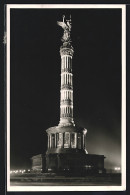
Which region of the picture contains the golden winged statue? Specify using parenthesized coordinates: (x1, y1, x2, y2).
(57, 15, 72, 43)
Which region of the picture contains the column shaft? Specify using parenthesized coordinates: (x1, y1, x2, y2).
(50, 134, 51, 148)
(59, 46, 74, 126)
(55, 134, 57, 148)
(48, 135, 49, 148)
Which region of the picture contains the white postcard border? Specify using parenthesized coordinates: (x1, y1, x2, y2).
(6, 4, 126, 191)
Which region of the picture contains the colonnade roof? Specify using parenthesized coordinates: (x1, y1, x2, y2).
(46, 125, 86, 134)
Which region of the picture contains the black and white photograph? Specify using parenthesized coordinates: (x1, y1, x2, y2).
(6, 4, 126, 191)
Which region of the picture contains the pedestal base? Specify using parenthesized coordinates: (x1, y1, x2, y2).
(45, 153, 105, 175)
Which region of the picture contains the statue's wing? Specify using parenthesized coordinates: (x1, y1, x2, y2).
(57, 21, 66, 29)
(67, 22, 71, 31)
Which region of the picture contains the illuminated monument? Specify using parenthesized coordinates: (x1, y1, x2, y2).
(44, 16, 105, 175)
(31, 16, 105, 175)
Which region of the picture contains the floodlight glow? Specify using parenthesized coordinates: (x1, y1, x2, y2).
(114, 167, 121, 171)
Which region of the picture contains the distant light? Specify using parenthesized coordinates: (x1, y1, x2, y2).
(85, 165, 91, 168)
(28, 169, 30, 172)
(114, 167, 120, 171)
(19, 170, 21, 172)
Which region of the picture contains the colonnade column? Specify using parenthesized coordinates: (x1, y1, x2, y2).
(82, 134, 85, 149)
(55, 134, 57, 148)
(48, 135, 50, 149)
(83, 129, 88, 154)
(49, 135, 51, 148)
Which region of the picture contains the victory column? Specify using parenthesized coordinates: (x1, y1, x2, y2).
(45, 16, 88, 173)
(31, 15, 105, 175)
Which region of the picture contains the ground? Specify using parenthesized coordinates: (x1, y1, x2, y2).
(10, 173, 121, 186)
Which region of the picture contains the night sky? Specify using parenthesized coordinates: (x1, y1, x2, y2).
(10, 8, 121, 170)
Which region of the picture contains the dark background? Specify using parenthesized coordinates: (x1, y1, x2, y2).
(10, 8, 121, 170)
